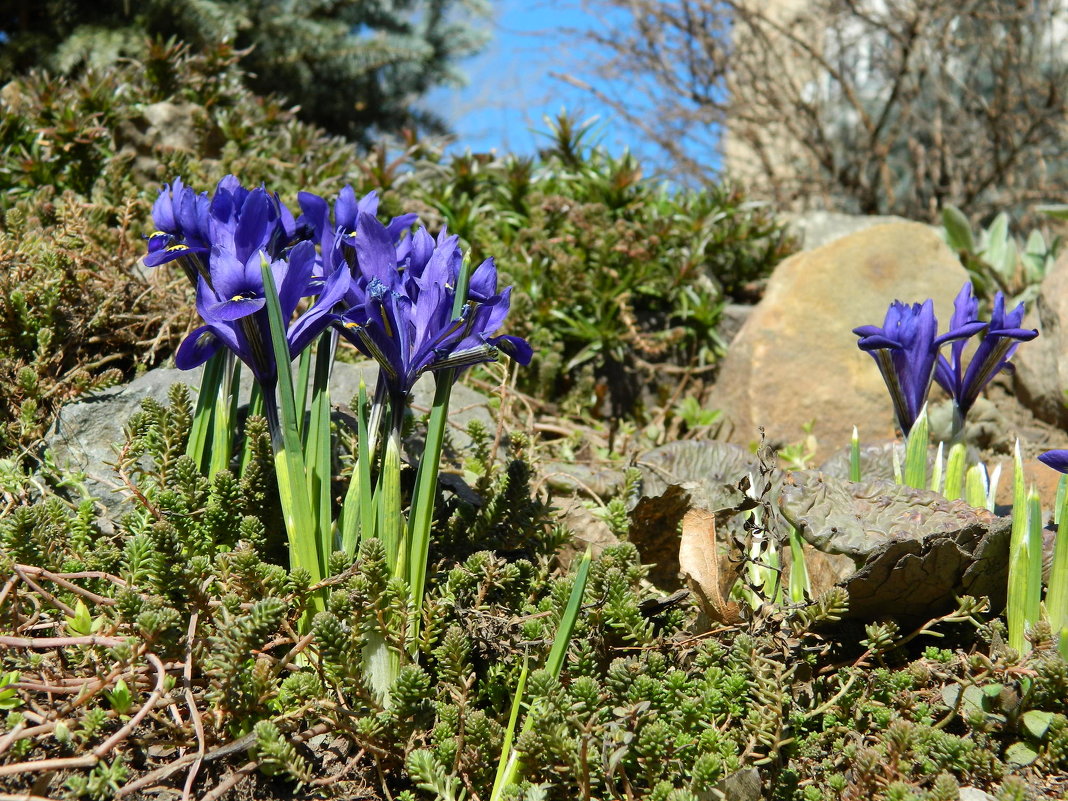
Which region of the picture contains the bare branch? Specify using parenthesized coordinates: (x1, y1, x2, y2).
(572, 0, 1068, 222)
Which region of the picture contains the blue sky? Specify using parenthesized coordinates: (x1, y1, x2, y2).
(426, 1, 666, 164)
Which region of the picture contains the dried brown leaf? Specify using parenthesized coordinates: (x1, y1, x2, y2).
(679, 507, 743, 626)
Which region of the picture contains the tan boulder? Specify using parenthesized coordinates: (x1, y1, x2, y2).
(1012, 250, 1068, 430)
(709, 221, 971, 458)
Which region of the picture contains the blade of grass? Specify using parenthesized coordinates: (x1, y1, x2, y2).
(407, 257, 473, 642)
(357, 383, 375, 546)
(788, 524, 810, 603)
(929, 441, 944, 494)
(260, 257, 324, 613)
(187, 350, 225, 472)
(380, 424, 404, 577)
(964, 463, 990, 510)
(763, 540, 781, 604)
(490, 655, 529, 798)
(306, 331, 336, 572)
(849, 426, 861, 482)
(986, 464, 1002, 512)
(1056, 474, 1068, 526)
(208, 351, 237, 477)
(1049, 487, 1068, 659)
(295, 345, 313, 442)
(1006, 441, 1029, 653)
(491, 547, 592, 801)
(1025, 487, 1044, 641)
(341, 381, 375, 557)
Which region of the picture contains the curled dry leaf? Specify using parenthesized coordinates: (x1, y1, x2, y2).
(679, 507, 744, 627)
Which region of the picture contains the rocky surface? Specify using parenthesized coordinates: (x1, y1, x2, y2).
(1013, 250, 1068, 429)
(708, 222, 974, 459)
(783, 210, 911, 250)
(44, 362, 494, 511)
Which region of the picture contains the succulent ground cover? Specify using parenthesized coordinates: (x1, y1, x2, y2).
(2, 389, 1068, 800)
(2, 48, 1068, 801)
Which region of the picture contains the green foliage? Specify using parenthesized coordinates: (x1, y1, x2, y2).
(0, 671, 21, 711)
(0, 50, 790, 456)
(0, 1, 488, 143)
(254, 719, 311, 784)
(0, 192, 141, 454)
(941, 204, 1061, 307)
(419, 114, 793, 417)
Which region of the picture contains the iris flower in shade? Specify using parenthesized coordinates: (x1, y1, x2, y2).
(854, 298, 986, 436)
(144, 178, 212, 285)
(1039, 450, 1068, 473)
(174, 188, 350, 397)
(334, 215, 532, 414)
(934, 284, 1038, 419)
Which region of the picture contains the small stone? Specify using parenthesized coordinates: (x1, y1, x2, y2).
(43, 362, 494, 512)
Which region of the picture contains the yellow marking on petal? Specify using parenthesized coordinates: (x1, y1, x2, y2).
(149, 231, 169, 238)
(165, 244, 189, 252)
(231, 295, 245, 302)
(343, 322, 361, 329)
(379, 305, 393, 338)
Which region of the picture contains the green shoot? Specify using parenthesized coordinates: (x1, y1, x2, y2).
(903, 405, 928, 490)
(849, 425, 861, 482)
(944, 442, 967, 501)
(1006, 441, 1030, 653)
(491, 547, 593, 801)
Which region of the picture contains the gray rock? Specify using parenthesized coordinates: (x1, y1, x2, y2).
(708, 222, 972, 459)
(44, 362, 494, 510)
(710, 767, 762, 801)
(1013, 250, 1068, 429)
(140, 101, 202, 153)
(958, 788, 996, 801)
(779, 470, 996, 562)
(45, 367, 200, 508)
(783, 210, 911, 250)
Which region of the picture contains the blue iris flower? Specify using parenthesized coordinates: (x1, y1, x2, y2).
(1039, 450, 1068, 473)
(854, 297, 985, 435)
(152, 177, 530, 440)
(145, 175, 306, 287)
(296, 186, 418, 278)
(934, 283, 1038, 419)
(144, 177, 212, 285)
(174, 186, 349, 393)
(334, 213, 532, 411)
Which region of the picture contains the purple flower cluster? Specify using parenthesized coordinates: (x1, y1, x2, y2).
(854, 283, 1036, 436)
(145, 176, 532, 400)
